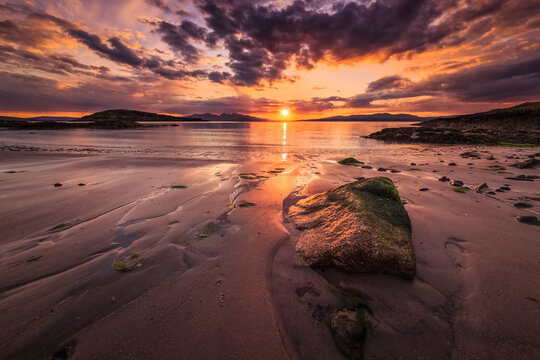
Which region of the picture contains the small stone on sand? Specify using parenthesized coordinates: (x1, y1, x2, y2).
(514, 202, 533, 209)
(474, 183, 489, 193)
(516, 215, 539, 225)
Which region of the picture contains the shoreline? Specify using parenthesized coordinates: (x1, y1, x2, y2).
(0, 144, 539, 359)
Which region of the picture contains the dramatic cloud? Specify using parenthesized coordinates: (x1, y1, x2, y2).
(66, 28, 208, 80)
(145, 0, 172, 13)
(0, 71, 138, 112)
(0, 4, 209, 82)
(162, 95, 280, 115)
(0, 0, 538, 116)
(420, 56, 540, 102)
(144, 19, 212, 63)
(208, 71, 231, 83)
(145, 0, 193, 16)
(0, 70, 278, 115)
(366, 76, 413, 93)
(68, 29, 144, 67)
(192, 0, 540, 85)
(366, 55, 540, 104)
(290, 55, 540, 112)
(0, 44, 111, 77)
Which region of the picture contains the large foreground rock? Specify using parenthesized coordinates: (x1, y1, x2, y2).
(289, 177, 416, 280)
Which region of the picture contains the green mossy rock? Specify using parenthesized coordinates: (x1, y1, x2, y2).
(338, 157, 363, 166)
(289, 177, 416, 280)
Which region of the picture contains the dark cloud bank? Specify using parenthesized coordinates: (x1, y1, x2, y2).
(181, 0, 539, 86)
(305, 55, 540, 112)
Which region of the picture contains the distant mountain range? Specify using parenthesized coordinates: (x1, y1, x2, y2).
(182, 112, 268, 121)
(183, 112, 434, 122)
(79, 110, 268, 122)
(0, 115, 77, 122)
(0, 110, 432, 123)
(1, 102, 538, 128)
(299, 113, 434, 122)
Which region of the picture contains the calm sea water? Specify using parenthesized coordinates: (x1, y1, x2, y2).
(0, 121, 414, 161)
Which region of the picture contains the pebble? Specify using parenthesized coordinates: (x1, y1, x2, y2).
(516, 215, 538, 224)
(514, 202, 533, 209)
(474, 183, 489, 193)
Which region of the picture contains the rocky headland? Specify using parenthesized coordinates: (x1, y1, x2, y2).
(0, 109, 201, 130)
(368, 102, 540, 145)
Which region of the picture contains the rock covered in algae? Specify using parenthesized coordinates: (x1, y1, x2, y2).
(289, 177, 416, 280)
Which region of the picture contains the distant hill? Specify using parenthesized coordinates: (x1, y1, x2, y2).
(4, 102, 538, 132)
(183, 113, 267, 121)
(302, 113, 433, 122)
(419, 101, 540, 131)
(183, 112, 432, 122)
(0, 110, 440, 124)
(30, 116, 77, 121)
(0, 110, 151, 130)
(80, 109, 200, 122)
(0, 115, 77, 122)
(0, 116, 23, 122)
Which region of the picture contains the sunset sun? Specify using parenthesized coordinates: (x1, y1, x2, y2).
(280, 109, 290, 117)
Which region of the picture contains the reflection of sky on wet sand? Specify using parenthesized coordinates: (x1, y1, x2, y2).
(0, 121, 415, 162)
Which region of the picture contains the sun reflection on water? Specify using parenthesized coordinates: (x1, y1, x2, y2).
(281, 122, 287, 161)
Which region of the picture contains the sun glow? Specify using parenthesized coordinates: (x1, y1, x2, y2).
(280, 108, 290, 117)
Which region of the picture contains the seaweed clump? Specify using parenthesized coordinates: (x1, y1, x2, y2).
(338, 157, 363, 166)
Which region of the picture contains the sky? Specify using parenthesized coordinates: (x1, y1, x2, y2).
(0, 0, 539, 120)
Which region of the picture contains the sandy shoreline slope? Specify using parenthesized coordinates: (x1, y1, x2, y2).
(0, 145, 539, 359)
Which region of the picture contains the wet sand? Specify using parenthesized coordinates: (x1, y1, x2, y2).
(0, 144, 539, 359)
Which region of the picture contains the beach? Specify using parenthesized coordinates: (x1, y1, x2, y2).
(0, 123, 539, 359)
